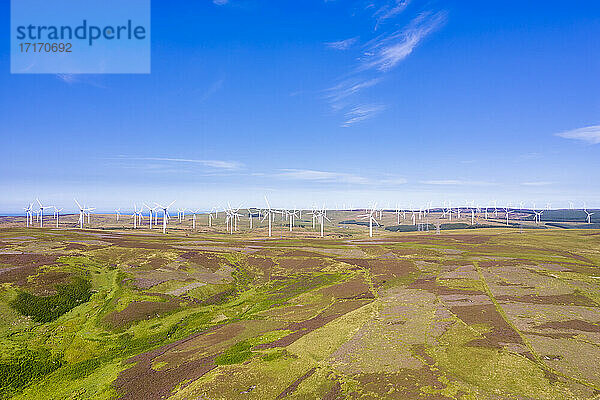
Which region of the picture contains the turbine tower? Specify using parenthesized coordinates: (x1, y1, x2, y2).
(36, 198, 50, 228)
(23, 203, 33, 227)
(359, 205, 380, 238)
(115, 208, 121, 222)
(54, 207, 63, 228)
(155, 201, 176, 234)
(261, 197, 281, 237)
(74, 199, 86, 229)
(533, 210, 543, 224)
(584, 209, 594, 224)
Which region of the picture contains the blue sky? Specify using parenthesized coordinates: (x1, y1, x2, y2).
(1, 0, 599, 212)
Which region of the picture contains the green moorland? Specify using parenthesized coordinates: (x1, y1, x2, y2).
(0, 226, 599, 399)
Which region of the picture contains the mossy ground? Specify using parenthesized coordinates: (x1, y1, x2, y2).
(0, 226, 598, 399)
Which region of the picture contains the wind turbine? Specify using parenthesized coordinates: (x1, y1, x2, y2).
(359, 205, 380, 238)
(54, 207, 63, 228)
(533, 210, 543, 224)
(285, 209, 300, 232)
(155, 201, 175, 234)
(248, 209, 255, 229)
(190, 209, 202, 230)
(23, 203, 33, 227)
(312, 205, 330, 237)
(584, 209, 594, 224)
(505, 207, 512, 226)
(208, 208, 216, 228)
(74, 199, 86, 229)
(132, 204, 143, 229)
(115, 208, 121, 222)
(84, 206, 95, 225)
(144, 204, 156, 229)
(36, 198, 50, 228)
(261, 197, 281, 237)
(225, 204, 242, 234)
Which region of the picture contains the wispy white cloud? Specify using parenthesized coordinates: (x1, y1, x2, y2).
(555, 125, 600, 145)
(420, 179, 493, 186)
(276, 169, 370, 184)
(213, 0, 229, 5)
(373, 0, 412, 29)
(322, 8, 446, 127)
(325, 37, 359, 50)
(362, 12, 445, 72)
(56, 74, 77, 84)
(324, 78, 382, 106)
(342, 104, 386, 127)
(199, 79, 224, 102)
(521, 181, 553, 186)
(380, 177, 408, 185)
(115, 157, 243, 170)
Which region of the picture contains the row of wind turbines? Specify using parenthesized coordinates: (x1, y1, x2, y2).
(21, 198, 597, 238)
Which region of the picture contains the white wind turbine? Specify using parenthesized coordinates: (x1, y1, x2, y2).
(36, 198, 51, 228)
(207, 208, 216, 228)
(191, 208, 202, 230)
(132, 204, 143, 229)
(155, 201, 176, 234)
(115, 208, 121, 222)
(505, 206, 512, 226)
(313, 205, 331, 238)
(285, 209, 300, 232)
(144, 204, 157, 229)
(584, 209, 594, 224)
(359, 205, 380, 238)
(248, 209, 255, 229)
(395, 204, 402, 225)
(84, 206, 95, 225)
(224, 205, 236, 234)
(74, 199, 86, 229)
(533, 210, 543, 224)
(54, 207, 63, 228)
(261, 197, 281, 237)
(24, 203, 33, 227)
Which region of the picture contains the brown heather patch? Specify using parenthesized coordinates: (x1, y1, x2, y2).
(104, 236, 173, 250)
(534, 319, 600, 333)
(114, 325, 225, 400)
(256, 299, 372, 349)
(104, 299, 180, 329)
(352, 369, 452, 400)
(132, 277, 170, 290)
(275, 367, 316, 399)
(62, 242, 89, 251)
(245, 255, 277, 272)
(178, 251, 227, 272)
(25, 269, 72, 295)
(409, 277, 482, 296)
(450, 304, 524, 349)
(319, 277, 373, 300)
(276, 257, 332, 272)
(0, 253, 60, 286)
(339, 258, 416, 286)
(143, 256, 176, 270)
(279, 249, 325, 257)
(323, 380, 342, 400)
(496, 293, 596, 307)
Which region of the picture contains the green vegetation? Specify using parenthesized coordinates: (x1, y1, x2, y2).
(0, 349, 63, 398)
(10, 278, 92, 323)
(0, 227, 598, 399)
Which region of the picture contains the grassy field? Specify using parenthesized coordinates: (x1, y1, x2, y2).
(0, 224, 599, 399)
